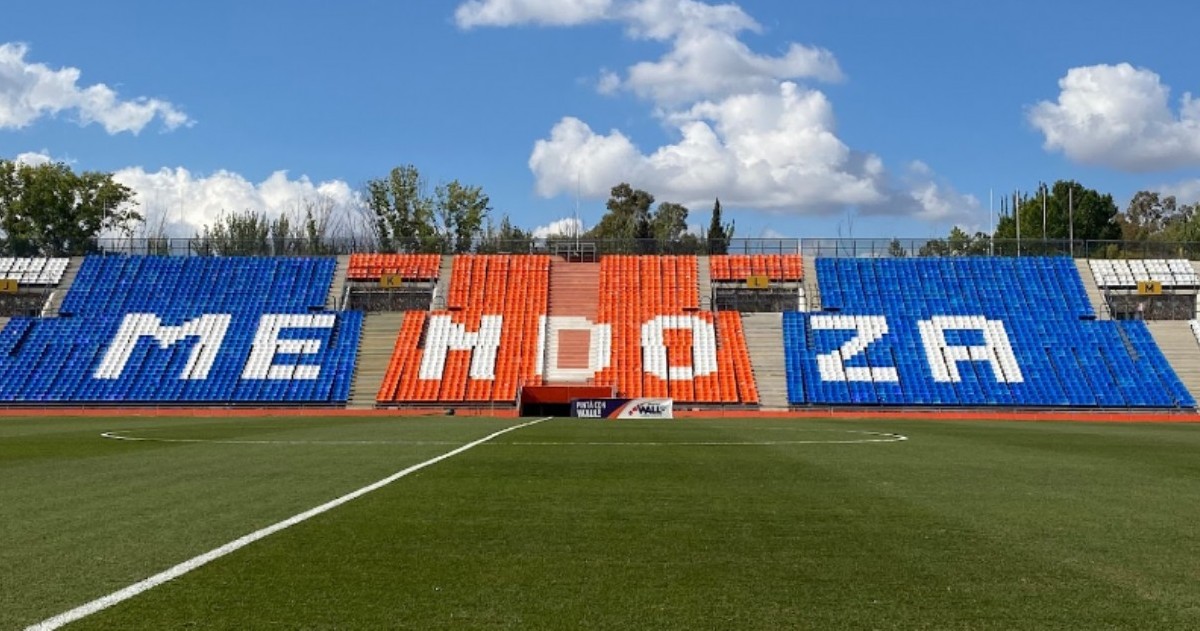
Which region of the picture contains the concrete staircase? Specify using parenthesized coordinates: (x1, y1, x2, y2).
(544, 260, 601, 382)
(740, 312, 790, 409)
(696, 255, 711, 310)
(548, 260, 600, 319)
(433, 256, 455, 310)
(347, 312, 408, 408)
(325, 255, 350, 310)
(40, 256, 85, 317)
(1146, 321, 1200, 405)
(1074, 259, 1109, 319)
(802, 255, 821, 311)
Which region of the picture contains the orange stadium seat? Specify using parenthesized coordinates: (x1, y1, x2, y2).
(348, 253, 441, 281)
(377, 255, 549, 404)
(378, 254, 754, 406)
(709, 254, 803, 282)
(591, 255, 755, 405)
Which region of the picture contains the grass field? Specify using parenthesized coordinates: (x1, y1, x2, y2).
(4, 414, 1200, 629)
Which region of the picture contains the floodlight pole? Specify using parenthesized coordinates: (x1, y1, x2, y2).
(989, 189, 994, 256)
(1069, 186, 1075, 258)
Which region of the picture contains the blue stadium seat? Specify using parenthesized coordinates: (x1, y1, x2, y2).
(0, 255, 361, 403)
(782, 257, 1193, 408)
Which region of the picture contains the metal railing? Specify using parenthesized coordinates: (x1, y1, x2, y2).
(0, 235, 1194, 259)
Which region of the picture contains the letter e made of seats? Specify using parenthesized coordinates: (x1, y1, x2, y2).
(94, 313, 335, 381)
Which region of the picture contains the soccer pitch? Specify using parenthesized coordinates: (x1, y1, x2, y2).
(4, 415, 1200, 629)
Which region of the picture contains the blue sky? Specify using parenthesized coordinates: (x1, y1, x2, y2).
(2, 0, 1199, 240)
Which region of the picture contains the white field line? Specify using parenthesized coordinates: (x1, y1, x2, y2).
(502, 430, 908, 446)
(100, 429, 908, 447)
(503, 437, 907, 446)
(26, 417, 551, 631)
(101, 431, 461, 446)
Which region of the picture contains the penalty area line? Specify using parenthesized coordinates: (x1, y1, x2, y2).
(25, 417, 551, 631)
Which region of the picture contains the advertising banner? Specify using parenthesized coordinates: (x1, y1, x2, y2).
(570, 398, 674, 419)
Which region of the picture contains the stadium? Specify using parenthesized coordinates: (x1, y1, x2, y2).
(6, 242, 1200, 629)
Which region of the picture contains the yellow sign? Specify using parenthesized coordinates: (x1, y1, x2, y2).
(746, 275, 770, 290)
(1137, 280, 1162, 295)
(380, 274, 404, 288)
(0, 278, 18, 294)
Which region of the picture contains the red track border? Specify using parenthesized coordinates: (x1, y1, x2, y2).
(0, 407, 1196, 423)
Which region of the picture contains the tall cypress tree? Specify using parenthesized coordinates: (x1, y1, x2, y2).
(706, 198, 733, 255)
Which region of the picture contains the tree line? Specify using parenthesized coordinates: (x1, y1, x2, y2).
(1, 156, 1196, 257)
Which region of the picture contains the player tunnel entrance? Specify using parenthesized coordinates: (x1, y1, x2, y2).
(519, 384, 616, 417)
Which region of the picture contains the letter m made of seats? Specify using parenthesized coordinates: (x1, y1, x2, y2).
(418, 314, 502, 380)
(94, 313, 232, 380)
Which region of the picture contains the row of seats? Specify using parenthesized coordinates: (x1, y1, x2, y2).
(347, 253, 441, 281)
(61, 256, 333, 317)
(0, 256, 360, 403)
(374, 254, 760, 405)
(782, 257, 1192, 407)
(709, 254, 804, 282)
(377, 255, 550, 403)
(0, 257, 69, 286)
(820, 257, 1096, 319)
(596, 255, 700, 312)
(594, 256, 758, 403)
(1089, 258, 1198, 288)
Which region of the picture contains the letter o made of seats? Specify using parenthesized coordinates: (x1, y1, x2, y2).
(640, 314, 718, 381)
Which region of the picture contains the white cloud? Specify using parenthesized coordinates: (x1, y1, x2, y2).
(532, 216, 585, 238)
(0, 42, 191, 134)
(1029, 63, 1200, 172)
(464, 0, 973, 225)
(1158, 179, 1200, 205)
(112, 167, 359, 237)
(455, 0, 612, 28)
(530, 82, 979, 220)
(13, 150, 56, 166)
(456, 0, 838, 106)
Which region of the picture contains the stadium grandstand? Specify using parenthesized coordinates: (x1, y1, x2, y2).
(0, 242, 1195, 413)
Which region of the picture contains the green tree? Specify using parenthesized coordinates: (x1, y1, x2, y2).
(919, 227, 989, 256)
(196, 210, 293, 256)
(918, 239, 950, 256)
(478, 214, 533, 254)
(435, 180, 490, 254)
(887, 238, 907, 258)
(364, 165, 492, 254)
(365, 165, 437, 252)
(298, 196, 338, 255)
(706, 198, 734, 255)
(994, 180, 1120, 246)
(652, 202, 689, 241)
(0, 159, 140, 255)
(589, 183, 654, 243)
(1119, 191, 1182, 242)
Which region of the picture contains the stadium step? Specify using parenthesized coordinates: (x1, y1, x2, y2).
(802, 255, 820, 311)
(697, 255, 711, 310)
(544, 260, 600, 383)
(433, 256, 454, 310)
(740, 312, 790, 409)
(325, 255, 350, 310)
(1145, 320, 1200, 406)
(1074, 259, 1109, 319)
(39, 256, 85, 317)
(348, 311, 409, 408)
